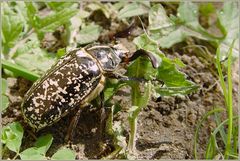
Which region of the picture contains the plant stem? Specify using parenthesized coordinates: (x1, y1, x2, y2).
(12, 152, 19, 160)
(128, 117, 137, 153)
(128, 83, 141, 153)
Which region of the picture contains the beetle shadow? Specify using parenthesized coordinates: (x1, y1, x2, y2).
(38, 106, 113, 159)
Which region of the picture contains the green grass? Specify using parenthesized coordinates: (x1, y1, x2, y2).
(194, 40, 238, 159)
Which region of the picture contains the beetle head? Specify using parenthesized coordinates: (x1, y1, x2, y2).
(111, 43, 129, 60)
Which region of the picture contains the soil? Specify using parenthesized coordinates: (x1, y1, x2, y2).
(1, 2, 239, 160)
(2, 45, 238, 159)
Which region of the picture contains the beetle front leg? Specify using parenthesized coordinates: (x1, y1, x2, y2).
(107, 72, 146, 82)
(127, 49, 160, 69)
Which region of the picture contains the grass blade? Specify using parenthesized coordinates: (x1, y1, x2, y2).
(194, 107, 224, 159)
(214, 112, 227, 145)
(205, 134, 216, 159)
(216, 46, 228, 106)
(2, 59, 40, 81)
(224, 40, 235, 158)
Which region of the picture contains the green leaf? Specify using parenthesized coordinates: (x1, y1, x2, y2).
(10, 2, 29, 34)
(2, 59, 40, 81)
(199, 3, 215, 17)
(51, 148, 75, 160)
(217, 2, 239, 61)
(173, 58, 186, 68)
(87, 2, 111, 18)
(104, 81, 127, 102)
(10, 33, 56, 77)
(133, 33, 163, 69)
(38, 8, 78, 34)
(1, 122, 24, 153)
(19, 134, 53, 160)
(132, 33, 197, 96)
(157, 57, 194, 87)
(148, 2, 220, 48)
(34, 134, 53, 155)
(13, 33, 40, 58)
(157, 27, 187, 48)
(20, 147, 46, 160)
(217, 2, 238, 38)
(134, 33, 163, 56)
(177, 2, 200, 29)
(1, 79, 9, 111)
(56, 48, 66, 58)
(118, 2, 149, 19)
(2, 2, 24, 53)
(76, 24, 101, 45)
(25, 2, 39, 28)
(113, 1, 127, 11)
(47, 2, 75, 11)
(1, 78, 7, 94)
(155, 85, 198, 96)
(147, 4, 187, 48)
(127, 57, 157, 80)
(14, 49, 56, 76)
(149, 4, 175, 35)
(2, 95, 9, 112)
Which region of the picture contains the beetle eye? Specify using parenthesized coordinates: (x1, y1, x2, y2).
(112, 44, 129, 59)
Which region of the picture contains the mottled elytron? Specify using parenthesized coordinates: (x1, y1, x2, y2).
(21, 44, 130, 130)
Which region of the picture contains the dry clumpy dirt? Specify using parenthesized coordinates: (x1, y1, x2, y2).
(2, 45, 238, 159)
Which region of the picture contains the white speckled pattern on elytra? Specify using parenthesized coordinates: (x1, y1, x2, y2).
(22, 49, 103, 129)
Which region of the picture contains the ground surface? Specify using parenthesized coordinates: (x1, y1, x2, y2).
(2, 2, 239, 160)
(2, 48, 238, 159)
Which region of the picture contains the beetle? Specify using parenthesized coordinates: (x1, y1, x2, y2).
(21, 43, 159, 134)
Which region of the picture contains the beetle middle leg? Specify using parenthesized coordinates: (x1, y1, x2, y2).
(65, 104, 92, 142)
(64, 108, 82, 142)
(95, 91, 107, 140)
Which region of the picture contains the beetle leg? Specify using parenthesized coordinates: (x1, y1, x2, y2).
(126, 49, 160, 69)
(98, 92, 106, 140)
(107, 72, 146, 82)
(65, 107, 82, 142)
(65, 103, 93, 142)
